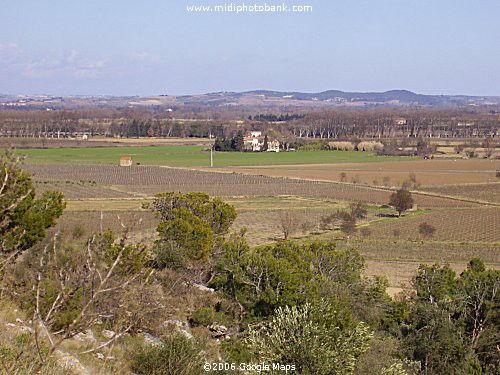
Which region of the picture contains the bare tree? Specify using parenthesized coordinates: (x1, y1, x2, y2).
(25, 230, 154, 373)
(339, 214, 357, 238)
(278, 211, 300, 240)
(382, 176, 391, 187)
(349, 201, 368, 219)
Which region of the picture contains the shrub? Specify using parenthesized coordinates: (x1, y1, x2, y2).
(191, 307, 229, 327)
(0, 153, 65, 264)
(71, 225, 85, 239)
(298, 140, 328, 151)
(151, 192, 237, 263)
(418, 222, 436, 238)
(350, 201, 368, 219)
(129, 334, 205, 375)
(351, 175, 361, 184)
(357, 141, 384, 152)
(247, 300, 373, 375)
(153, 242, 187, 270)
(328, 141, 355, 151)
(360, 227, 373, 237)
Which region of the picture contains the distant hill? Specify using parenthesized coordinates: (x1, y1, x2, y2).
(179, 89, 500, 107)
(1, 90, 499, 110)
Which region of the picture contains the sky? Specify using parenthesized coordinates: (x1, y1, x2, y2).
(0, 0, 499, 96)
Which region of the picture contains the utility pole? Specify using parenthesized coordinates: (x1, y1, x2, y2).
(209, 131, 214, 167)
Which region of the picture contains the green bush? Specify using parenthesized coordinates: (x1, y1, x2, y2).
(191, 307, 230, 327)
(298, 140, 328, 151)
(129, 334, 205, 375)
(153, 242, 187, 269)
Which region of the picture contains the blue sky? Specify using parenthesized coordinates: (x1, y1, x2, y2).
(1, 0, 499, 96)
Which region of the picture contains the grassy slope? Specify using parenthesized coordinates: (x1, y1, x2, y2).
(16, 146, 406, 167)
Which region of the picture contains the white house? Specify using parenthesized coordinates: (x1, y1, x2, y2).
(243, 131, 280, 152)
(267, 140, 280, 152)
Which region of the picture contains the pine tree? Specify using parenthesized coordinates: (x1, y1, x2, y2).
(262, 134, 269, 151)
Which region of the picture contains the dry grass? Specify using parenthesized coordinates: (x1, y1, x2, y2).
(53, 210, 159, 245)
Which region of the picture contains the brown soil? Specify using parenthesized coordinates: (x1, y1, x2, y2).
(214, 159, 499, 186)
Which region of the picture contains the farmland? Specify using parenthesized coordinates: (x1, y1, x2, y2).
(18, 158, 498, 295)
(366, 207, 499, 243)
(0, 136, 211, 149)
(16, 145, 410, 166)
(24, 164, 479, 208)
(421, 182, 500, 203)
(4, 140, 497, 295)
(217, 158, 500, 186)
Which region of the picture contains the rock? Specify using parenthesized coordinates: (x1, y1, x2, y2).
(97, 352, 105, 360)
(74, 329, 96, 343)
(180, 329, 193, 339)
(208, 324, 228, 339)
(20, 325, 34, 334)
(54, 350, 90, 375)
(141, 332, 163, 346)
(163, 319, 193, 339)
(163, 319, 185, 329)
(193, 283, 215, 293)
(6, 323, 16, 328)
(101, 329, 115, 339)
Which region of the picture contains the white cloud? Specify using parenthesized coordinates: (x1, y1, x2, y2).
(66, 49, 78, 63)
(0, 42, 22, 63)
(20, 47, 109, 79)
(74, 59, 109, 78)
(128, 51, 160, 65)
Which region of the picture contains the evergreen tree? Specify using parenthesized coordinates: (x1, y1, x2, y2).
(262, 134, 269, 151)
(0, 153, 65, 267)
(231, 130, 244, 151)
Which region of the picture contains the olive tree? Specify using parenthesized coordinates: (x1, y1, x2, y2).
(247, 300, 373, 374)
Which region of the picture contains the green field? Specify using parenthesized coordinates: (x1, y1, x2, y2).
(15, 146, 410, 167)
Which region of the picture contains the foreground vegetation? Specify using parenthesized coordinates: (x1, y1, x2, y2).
(1, 154, 499, 374)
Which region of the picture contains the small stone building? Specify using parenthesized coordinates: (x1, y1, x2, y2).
(119, 156, 133, 167)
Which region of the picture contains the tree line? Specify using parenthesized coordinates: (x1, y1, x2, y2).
(0, 107, 498, 141)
